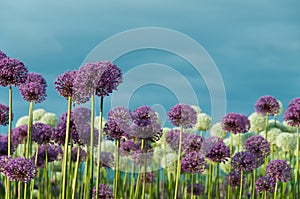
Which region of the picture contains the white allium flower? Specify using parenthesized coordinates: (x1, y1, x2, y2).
(94, 116, 107, 130)
(282, 121, 297, 133)
(268, 119, 285, 131)
(191, 105, 202, 115)
(209, 122, 227, 139)
(275, 100, 283, 115)
(15, 116, 29, 127)
(155, 112, 162, 125)
(276, 132, 296, 152)
(32, 108, 46, 121)
(160, 153, 177, 174)
(248, 112, 266, 133)
(39, 113, 57, 128)
(195, 113, 212, 131)
(259, 128, 281, 145)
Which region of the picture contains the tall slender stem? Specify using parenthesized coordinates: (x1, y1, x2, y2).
(89, 95, 95, 197)
(216, 164, 220, 199)
(6, 86, 12, 199)
(239, 170, 243, 199)
(113, 139, 120, 198)
(95, 97, 104, 199)
(174, 125, 183, 199)
(296, 126, 299, 197)
(191, 173, 194, 199)
(274, 180, 278, 199)
(72, 146, 81, 199)
(265, 113, 269, 141)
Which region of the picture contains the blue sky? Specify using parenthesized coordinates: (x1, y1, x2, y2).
(0, 0, 300, 129)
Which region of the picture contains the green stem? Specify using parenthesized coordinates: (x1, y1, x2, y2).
(61, 96, 72, 199)
(252, 168, 256, 199)
(239, 170, 243, 199)
(71, 146, 81, 199)
(134, 139, 145, 199)
(7, 86, 12, 156)
(191, 173, 194, 199)
(274, 180, 278, 199)
(95, 97, 104, 199)
(129, 163, 135, 199)
(89, 95, 95, 197)
(230, 134, 233, 157)
(216, 164, 219, 199)
(265, 113, 269, 141)
(142, 140, 147, 199)
(113, 139, 120, 198)
(296, 126, 299, 197)
(83, 154, 90, 199)
(174, 125, 183, 199)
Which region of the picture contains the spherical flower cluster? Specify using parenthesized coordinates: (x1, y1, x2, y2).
(72, 107, 91, 124)
(32, 122, 53, 145)
(266, 160, 291, 182)
(284, 104, 300, 127)
(0, 156, 11, 173)
(194, 113, 212, 131)
(276, 100, 283, 115)
(15, 116, 29, 127)
(0, 104, 12, 126)
(205, 140, 230, 163)
(92, 184, 114, 199)
(231, 151, 255, 173)
(94, 61, 122, 97)
(55, 70, 77, 99)
(248, 112, 266, 133)
(226, 171, 243, 187)
(254, 95, 280, 116)
(32, 108, 46, 121)
(11, 125, 28, 147)
(181, 151, 206, 173)
(19, 73, 47, 103)
(3, 157, 37, 182)
(71, 147, 87, 162)
(33, 145, 62, 167)
(0, 136, 14, 156)
(168, 104, 197, 128)
(244, 135, 270, 157)
(39, 113, 57, 128)
(132, 106, 156, 127)
(209, 122, 227, 139)
(119, 140, 139, 156)
(131, 149, 153, 166)
(141, 172, 156, 183)
(187, 183, 205, 196)
(275, 133, 296, 152)
(288, 97, 300, 107)
(0, 57, 28, 87)
(0, 50, 7, 60)
(221, 113, 250, 134)
(259, 128, 281, 145)
(255, 176, 276, 193)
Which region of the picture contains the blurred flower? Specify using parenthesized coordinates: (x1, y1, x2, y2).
(282, 121, 297, 133)
(194, 113, 212, 131)
(33, 145, 62, 168)
(141, 172, 156, 183)
(275, 133, 296, 152)
(11, 125, 28, 147)
(187, 183, 205, 196)
(132, 106, 156, 127)
(259, 128, 281, 145)
(72, 107, 91, 124)
(94, 116, 106, 130)
(0, 104, 12, 126)
(205, 139, 230, 163)
(119, 140, 139, 156)
(266, 160, 291, 182)
(55, 70, 77, 99)
(32, 122, 53, 145)
(32, 108, 46, 121)
(190, 105, 202, 115)
(226, 171, 243, 187)
(71, 147, 87, 162)
(221, 113, 250, 134)
(99, 152, 114, 168)
(209, 122, 227, 139)
(231, 151, 255, 173)
(168, 104, 197, 128)
(0, 136, 14, 156)
(284, 104, 300, 127)
(248, 112, 266, 133)
(255, 176, 276, 193)
(0, 57, 28, 87)
(3, 157, 37, 182)
(244, 135, 270, 157)
(39, 113, 57, 128)
(19, 73, 47, 103)
(160, 153, 177, 173)
(15, 116, 29, 127)
(181, 151, 206, 173)
(254, 95, 280, 116)
(92, 184, 113, 199)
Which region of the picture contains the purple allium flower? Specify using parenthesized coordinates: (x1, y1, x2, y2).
(221, 113, 250, 134)
(181, 151, 206, 173)
(288, 97, 300, 107)
(32, 122, 53, 145)
(244, 135, 270, 157)
(132, 106, 157, 127)
(226, 171, 243, 187)
(33, 145, 62, 168)
(266, 160, 291, 182)
(77, 123, 99, 146)
(168, 104, 197, 128)
(0, 50, 7, 60)
(284, 104, 300, 127)
(92, 184, 114, 199)
(187, 183, 205, 196)
(131, 149, 153, 166)
(0, 103, 12, 126)
(54, 70, 77, 99)
(0, 136, 14, 156)
(99, 152, 114, 168)
(94, 61, 122, 97)
(253, 153, 265, 168)
(0, 156, 11, 172)
(119, 140, 139, 156)
(71, 147, 87, 162)
(231, 151, 255, 173)
(129, 122, 161, 140)
(204, 140, 230, 163)
(0, 57, 28, 87)
(254, 95, 280, 116)
(72, 107, 91, 126)
(3, 157, 37, 182)
(11, 125, 28, 147)
(19, 73, 47, 103)
(141, 172, 156, 183)
(255, 176, 276, 193)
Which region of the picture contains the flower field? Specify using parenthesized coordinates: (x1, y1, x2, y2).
(0, 49, 299, 199)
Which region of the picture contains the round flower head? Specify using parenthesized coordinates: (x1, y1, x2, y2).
(276, 100, 283, 115)
(132, 106, 157, 127)
(0, 50, 7, 60)
(209, 122, 227, 139)
(191, 105, 202, 115)
(32, 122, 53, 145)
(194, 113, 212, 131)
(141, 172, 156, 183)
(94, 61, 122, 97)
(3, 157, 37, 182)
(39, 113, 57, 128)
(55, 70, 77, 99)
(0, 57, 28, 87)
(275, 133, 296, 152)
(284, 104, 300, 127)
(119, 139, 139, 156)
(15, 116, 29, 127)
(168, 104, 197, 128)
(226, 171, 243, 187)
(244, 135, 270, 157)
(282, 121, 296, 133)
(187, 183, 205, 196)
(0, 136, 15, 156)
(205, 140, 230, 163)
(221, 113, 250, 134)
(71, 147, 87, 162)
(254, 95, 280, 116)
(0, 156, 11, 172)
(0, 103, 12, 126)
(72, 107, 91, 124)
(32, 108, 46, 121)
(259, 128, 281, 145)
(231, 151, 255, 173)
(248, 112, 266, 133)
(92, 184, 113, 199)
(11, 125, 28, 147)
(181, 151, 207, 173)
(266, 159, 291, 182)
(288, 97, 300, 107)
(99, 152, 114, 168)
(129, 122, 161, 140)
(255, 176, 276, 193)
(33, 145, 63, 168)
(19, 73, 47, 103)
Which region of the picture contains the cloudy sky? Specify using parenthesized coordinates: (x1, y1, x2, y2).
(0, 0, 299, 128)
